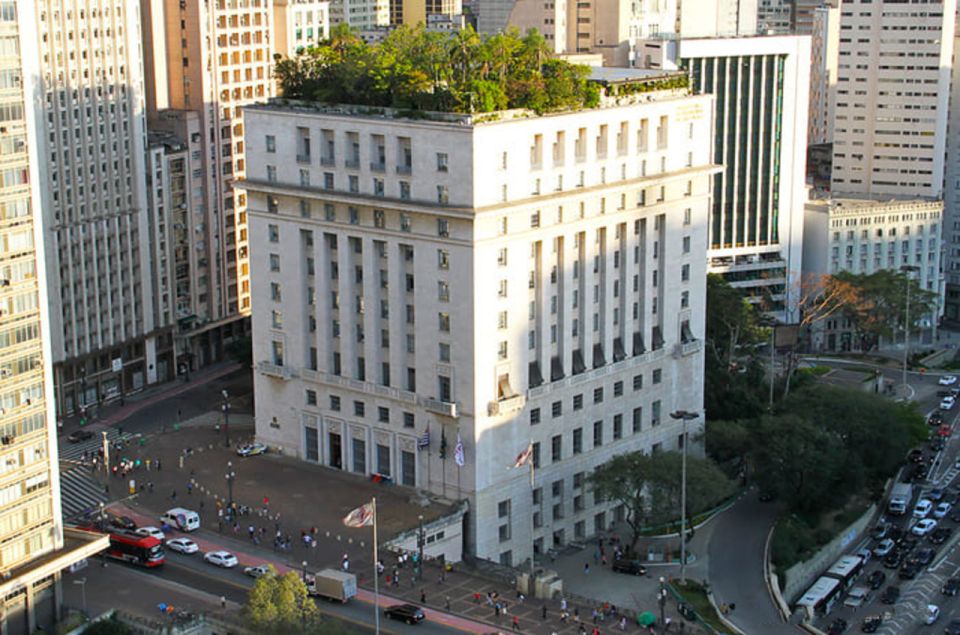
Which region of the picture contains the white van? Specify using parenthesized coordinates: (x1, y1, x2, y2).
(161, 507, 200, 532)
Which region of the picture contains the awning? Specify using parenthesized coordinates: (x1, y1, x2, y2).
(592, 343, 606, 368)
(550, 356, 565, 382)
(572, 349, 586, 375)
(651, 326, 664, 351)
(528, 361, 544, 388)
(633, 332, 645, 355)
(613, 337, 626, 362)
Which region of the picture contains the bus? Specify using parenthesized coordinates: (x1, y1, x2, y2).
(795, 576, 842, 619)
(105, 531, 165, 567)
(824, 554, 864, 592)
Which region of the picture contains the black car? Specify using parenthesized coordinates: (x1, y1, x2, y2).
(611, 559, 647, 575)
(931, 527, 952, 545)
(867, 570, 886, 590)
(384, 604, 425, 625)
(909, 449, 925, 462)
(915, 547, 936, 566)
(930, 488, 945, 502)
(931, 438, 946, 452)
(899, 536, 919, 553)
(943, 577, 960, 596)
(879, 585, 900, 605)
(67, 429, 94, 443)
(861, 615, 882, 633)
(827, 618, 848, 635)
(108, 514, 137, 530)
(899, 560, 921, 579)
(887, 527, 904, 544)
(883, 551, 905, 569)
(947, 620, 960, 635)
(930, 412, 945, 425)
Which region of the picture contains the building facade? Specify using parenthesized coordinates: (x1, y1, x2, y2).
(329, 0, 390, 27)
(274, 0, 330, 58)
(0, 2, 108, 631)
(243, 78, 715, 564)
(803, 197, 945, 349)
(807, 2, 839, 146)
(31, 0, 175, 416)
(679, 36, 810, 317)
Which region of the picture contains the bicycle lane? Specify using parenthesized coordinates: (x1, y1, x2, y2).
(107, 502, 491, 634)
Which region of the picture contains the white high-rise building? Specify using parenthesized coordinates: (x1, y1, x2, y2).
(677, 0, 757, 38)
(243, 72, 715, 563)
(31, 0, 176, 415)
(274, 0, 330, 57)
(328, 0, 390, 27)
(808, 2, 840, 145)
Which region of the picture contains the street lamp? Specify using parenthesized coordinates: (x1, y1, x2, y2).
(417, 514, 425, 582)
(225, 461, 236, 512)
(301, 560, 309, 633)
(670, 409, 698, 585)
(73, 577, 87, 616)
(221, 390, 231, 448)
(658, 576, 667, 633)
(301, 559, 308, 582)
(901, 265, 920, 393)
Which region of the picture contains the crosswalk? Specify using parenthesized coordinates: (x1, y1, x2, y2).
(57, 428, 131, 463)
(59, 465, 108, 520)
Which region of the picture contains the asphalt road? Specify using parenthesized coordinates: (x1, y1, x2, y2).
(63, 552, 465, 635)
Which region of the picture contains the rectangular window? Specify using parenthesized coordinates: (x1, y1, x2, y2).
(552, 401, 562, 417)
(551, 435, 562, 462)
(573, 394, 583, 410)
(573, 428, 582, 454)
(613, 414, 622, 440)
(330, 395, 341, 411)
(354, 401, 365, 417)
(632, 407, 642, 433)
(306, 390, 317, 406)
(653, 369, 662, 384)
(378, 407, 390, 423)
(593, 387, 603, 404)
(403, 412, 415, 428)
(437, 152, 448, 172)
(593, 420, 603, 447)
(530, 408, 541, 425)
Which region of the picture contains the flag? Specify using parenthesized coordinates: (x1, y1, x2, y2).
(439, 429, 448, 459)
(454, 434, 465, 467)
(342, 502, 374, 528)
(512, 442, 533, 468)
(417, 427, 430, 450)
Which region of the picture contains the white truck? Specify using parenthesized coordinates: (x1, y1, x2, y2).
(307, 569, 357, 603)
(889, 482, 913, 515)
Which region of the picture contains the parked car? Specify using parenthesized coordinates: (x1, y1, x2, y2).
(236, 442, 268, 457)
(939, 375, 957, 386)
(931, 488, 947, 502)
(827, 618, 848, 635)
(384, 604, 425, 625)
(913, 518, 938, 536)
(861, 615, 883, 633)
(915, 499, 934, 518)
(203, 550, 238, 568)
(611, 559, 647, 576)
(929, 412, 945, 425)
(134, 526, 165, 541)
(943, 578, 960, 596)
(67, 429, 94, 443)
(931, 527, 952, 545)
(900, 560, 921, 579)
(926, 604, 941, 625)
(872, 524, 890, 540)
(874, 538, 896, 557)
(165, 537, 199, 554)
(108, 514, 137, 531)
(844, 586, 872, 608)
(900, 536, 919, 553)
(915, 547, 936, 566)
(941, 395, 956, 410)
(243, 564, 272, 578)
(867, 570, 886, 590)
(880, 585, 900, 605)
(883, 551, 905, 569)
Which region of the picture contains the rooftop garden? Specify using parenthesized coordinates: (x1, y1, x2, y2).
(273, 25, 601, 115)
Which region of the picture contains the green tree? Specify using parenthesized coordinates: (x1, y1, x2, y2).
(82, 616, 133, 635)
(589, 451, 734, 551)
(245, 568, 322, 635)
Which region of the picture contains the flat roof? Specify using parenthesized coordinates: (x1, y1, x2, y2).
(0, 528, 108, 596)
(826, 554, 863, 577)
(796, 576, 841, 605)
(587, 67, 681, 84)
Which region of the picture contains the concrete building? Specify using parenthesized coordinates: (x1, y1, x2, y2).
(803, 197, 944, 350)
(274, 0, 330, 57)
(329, 0, 390, 27)
(142, 0, 277, 374)
(677, 0, 757, 38)
(0, 2, 109, 631)
(830, 0, 954, 200)
(678, 36, 811, 316)
(242, 71, 716, 564)
(30, 0, 176, 415)
(390, 0, 461, 27)
(807, 2, 839, 145)
(757, 0, 792, 32)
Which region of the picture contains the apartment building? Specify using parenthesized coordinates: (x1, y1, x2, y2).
(328, 0, 390, 27)
(757, 0, 791, 32)
(808, 2, 839, 145)
(242, 71, 716, 563)
(0, 2, 108, 631)
(803, 197, 944, 350)
(677, 0, 757, 38)
(142, 0, 276, 371)
(30, 0, 176, 415)
(274, 0, 330, 58)
(679, 36, 810, 317)
(389, 0, 461, 27)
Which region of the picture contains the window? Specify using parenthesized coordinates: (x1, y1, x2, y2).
(436, 152, 448, 172)
(633, 374, 643, 391)
(573, 394, 583, 411)
(681, 264, 690, 282)
(438, 312, 450, 332)
(613, 414, 622, 440)
(266, 165, 277, 182)
(271, 310, 283, 329)
(438, 281, 450, 302)
(552, 401, 562, 418)
(268, 224, 279, 242)
(682, 236, 691, 253)
(552, 480, 563, 497)
(573, 428, 582, 454)
(530, 408, 541, 425)
(266, 135, 276, 152)
(306, 390, 317, 406)
(438, 249, 449, 269)
(353, 401, 366, 417)
(532, 442, 541, 468)
(378, 407, 390, 423)
(330, 395, 341, 411)
(593, 420, 603, 447)
(498, 311, 508, 330)
(439, 342, 450, 362)
(653, 369, 662, 384)
(498, 280, 508, 297)
(551, 435, 562, 462)
(498, 499, 511, 518)
(497, 248, 508, 267)
(632, 407, 642, 433)
(498, 341, 508, 360)
(613, 381, 623, 397)
(652, 400, 661, 426)
(593, 387, 603, 404)
(437, 218, 449, 236)
(403, 412, 415, 428)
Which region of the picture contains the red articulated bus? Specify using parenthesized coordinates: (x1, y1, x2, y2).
(104, 531, 165, 567)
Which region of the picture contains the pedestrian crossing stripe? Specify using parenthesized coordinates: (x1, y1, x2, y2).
(57, 429, 135, 463)
(59, 466, 108, 520)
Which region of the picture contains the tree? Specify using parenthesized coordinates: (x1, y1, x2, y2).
(83, 616, 133, 635)
(589, 451, 733, 551)
(245, 568, 322, 635)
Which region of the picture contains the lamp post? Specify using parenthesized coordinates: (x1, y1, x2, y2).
(417, 514, 425, 582)
(73, 577, 87, 616)
(901, 265, 920, 392)
(301, 560, 309, 632)
(101, 430, 110, 477)
(670, 410, 698, 585)
(225, 461, 236, 512)
(658, 576, 667, 633)
(221, 390, 231, 447)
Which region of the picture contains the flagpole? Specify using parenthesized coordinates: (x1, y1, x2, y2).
(373, 497, 380, 635)
(529, 439, 535, 595)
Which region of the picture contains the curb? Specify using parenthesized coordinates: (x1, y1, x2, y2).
(764, 522, 792, 622)
(705, 589, 745, 635)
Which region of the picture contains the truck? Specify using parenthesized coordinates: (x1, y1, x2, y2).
(889, 482, 913, 515)
(307, 569, 357, 603)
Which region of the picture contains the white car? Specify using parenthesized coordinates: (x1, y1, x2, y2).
(203, 550, 238, 568)
(165, 537, 199, 554)
(134, 526, 166, 541)
(940, 376, 958, 386)
(942, 396, 957, 410)
(926, 604, 941, 625)
(913, 518, 939, 536)
(914, 499, 934, 518)
(237, 442, 267, 457)
(873, 538, 896, 557)
(935, 502, 953, 519)
(243, 564, 272, 578)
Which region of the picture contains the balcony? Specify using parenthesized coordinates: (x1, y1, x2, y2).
(422, 398, 458, 418)
(296, 153, 311, 164)
(370, 162, 386, 173)
(257, 361, 297, 380)
(345, 158, 360, 169)
(396, 165, 412, 175)
(673, 340, 702, 358)
(488, 394, 525, 417)
(320, 156, 335, 167)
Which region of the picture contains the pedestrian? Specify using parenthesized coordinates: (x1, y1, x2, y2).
(445, 595, 451, 610)
(248, 525, 255, 539)
(486, 592, 494, 606)
(584, 562, 590, 575)
(393, 572, 400, 587)
(619, 616, 627, 631)
(474, 592, 482, 604)
(591, 628, 600, 635)
(156, 458, 161, 471)
(601, 553, 607, 566)
(512, 615, 520, 631)
(220, 596, 226, 609)
(421, 589, 426, 604)
(561, 598, 568, 612)
(342, 557, 349, 572)
(171, 489, 177, 501)
(494, 602, 501, 617)
(665, 617, 672, 631)
(518, 592, 525, 604)
(542, 605, 547, 620)
(187, 482, 193, 495)
(148, 481, 154, 493)
(592, 608, 599, 625)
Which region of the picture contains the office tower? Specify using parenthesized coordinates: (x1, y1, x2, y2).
(830, 0, 954, 200)
(0, 2, 108, 631)
(389, 0, 461, 27)
(328, 0, 390, 27)
(679, 36, 810, 316)
(243, 71, 714, 563)
(142, 0, 276, 370)
(274, 0, 330, 57)
(807, 2, 839, 145)
(677, 0, 757, 38)
(757, 0, 791, 32)
(30, 0, 176, 415)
